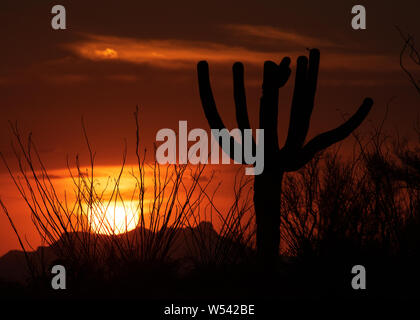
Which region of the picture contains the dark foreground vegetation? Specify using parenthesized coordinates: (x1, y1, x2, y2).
(1, 119, 420, 301)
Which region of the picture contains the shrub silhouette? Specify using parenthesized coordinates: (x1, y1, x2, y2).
(197, 48, 373, 269)
(0, 113, 256, 291)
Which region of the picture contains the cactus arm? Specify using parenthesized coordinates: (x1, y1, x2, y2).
(293, 97, 373, 170)
(233, 62, 257, 155)
(278, 57, 292, 88)
(197, 60, 245, 163)
(197, 61, 227, 130)
(283, 55, 309, 151)
(260, 61, 281, 155)
(233, 62, 252, 132)
(284, 49, 320, 152)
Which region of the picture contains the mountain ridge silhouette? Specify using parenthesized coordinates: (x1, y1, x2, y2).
(0, 221, 248, 285)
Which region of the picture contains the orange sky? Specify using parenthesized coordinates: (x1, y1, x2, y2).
(0, 0, 420, 255)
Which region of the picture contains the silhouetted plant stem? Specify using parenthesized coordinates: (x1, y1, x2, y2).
(254, 169, 283, 270)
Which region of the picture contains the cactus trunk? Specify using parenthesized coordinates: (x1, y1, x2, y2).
(254, 167, 283, 269)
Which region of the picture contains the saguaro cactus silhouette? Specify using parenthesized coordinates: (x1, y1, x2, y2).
(197, 49, 373, 269)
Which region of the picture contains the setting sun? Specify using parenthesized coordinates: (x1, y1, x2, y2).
(89, 202, 139, 235)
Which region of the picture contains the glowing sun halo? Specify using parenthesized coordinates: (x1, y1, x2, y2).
(89, 202, 139, 235)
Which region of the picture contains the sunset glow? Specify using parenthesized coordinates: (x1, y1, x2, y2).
(67, 33, 398, 72)
(88, 201, 139, 235)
